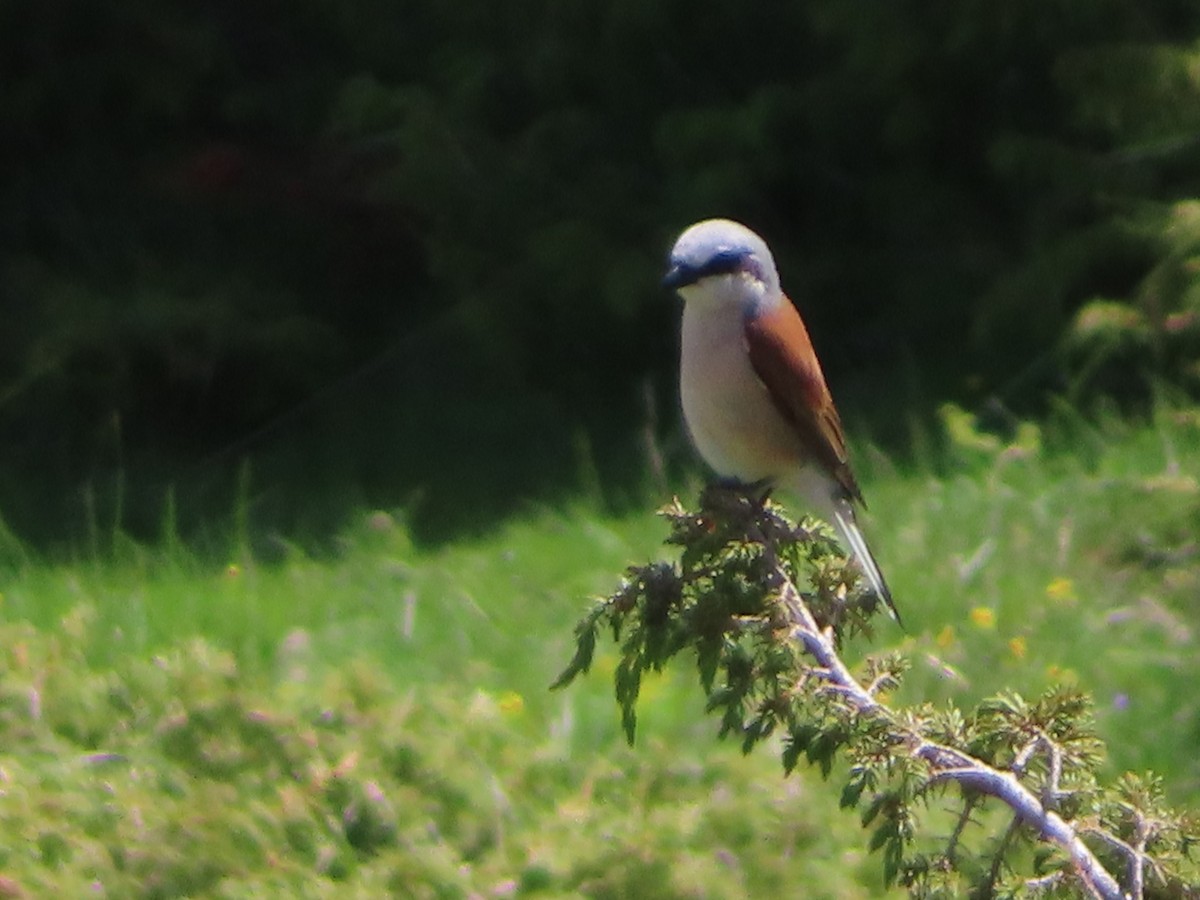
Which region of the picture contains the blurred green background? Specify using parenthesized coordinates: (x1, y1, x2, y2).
(3, 0, 1200, 549)
(5, 5, 1200, 894)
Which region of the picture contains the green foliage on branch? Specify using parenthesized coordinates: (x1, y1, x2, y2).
(556, 489, 1200, 897)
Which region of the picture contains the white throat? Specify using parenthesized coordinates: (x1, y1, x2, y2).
(678, 273, 778, 317)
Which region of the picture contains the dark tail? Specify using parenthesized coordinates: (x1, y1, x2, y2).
(831, 504, 901, 626)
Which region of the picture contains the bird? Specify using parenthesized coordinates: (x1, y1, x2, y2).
(663, 218, 900, 623)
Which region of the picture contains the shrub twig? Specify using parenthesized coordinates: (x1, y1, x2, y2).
(555, 488, 1199, 898)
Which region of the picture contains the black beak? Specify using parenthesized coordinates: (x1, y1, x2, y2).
(662, 263, 697, 290)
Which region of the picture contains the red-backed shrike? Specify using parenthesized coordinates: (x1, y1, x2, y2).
(664, 218, 899, 623)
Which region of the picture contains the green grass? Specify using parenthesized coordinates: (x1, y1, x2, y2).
(0, 405, 1197, 895)
(867, 405, 1200, 792)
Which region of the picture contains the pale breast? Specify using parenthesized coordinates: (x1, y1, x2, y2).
(680, 302, 804, 482)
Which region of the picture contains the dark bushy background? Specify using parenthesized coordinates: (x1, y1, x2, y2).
(3, 0, 1200, 548)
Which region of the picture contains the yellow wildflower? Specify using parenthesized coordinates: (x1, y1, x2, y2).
(1045, 577, 1076, 604)
(498, 691, 525, 716)
(969, 607, 995, 629)
(1045, 664, 1078, 685)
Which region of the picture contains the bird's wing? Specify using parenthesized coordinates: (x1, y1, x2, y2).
(743, 297, 864, 505)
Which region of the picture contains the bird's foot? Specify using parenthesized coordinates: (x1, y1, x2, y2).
(700, 479, 778, 533)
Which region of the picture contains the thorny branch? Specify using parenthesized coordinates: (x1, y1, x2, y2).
(1083, 825, 1161, 900)
(558, 491, 1198, 898)
(739, 501, 1127, 899)
(944, 794, 980, 868)
(769, 565, 1125, 899)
